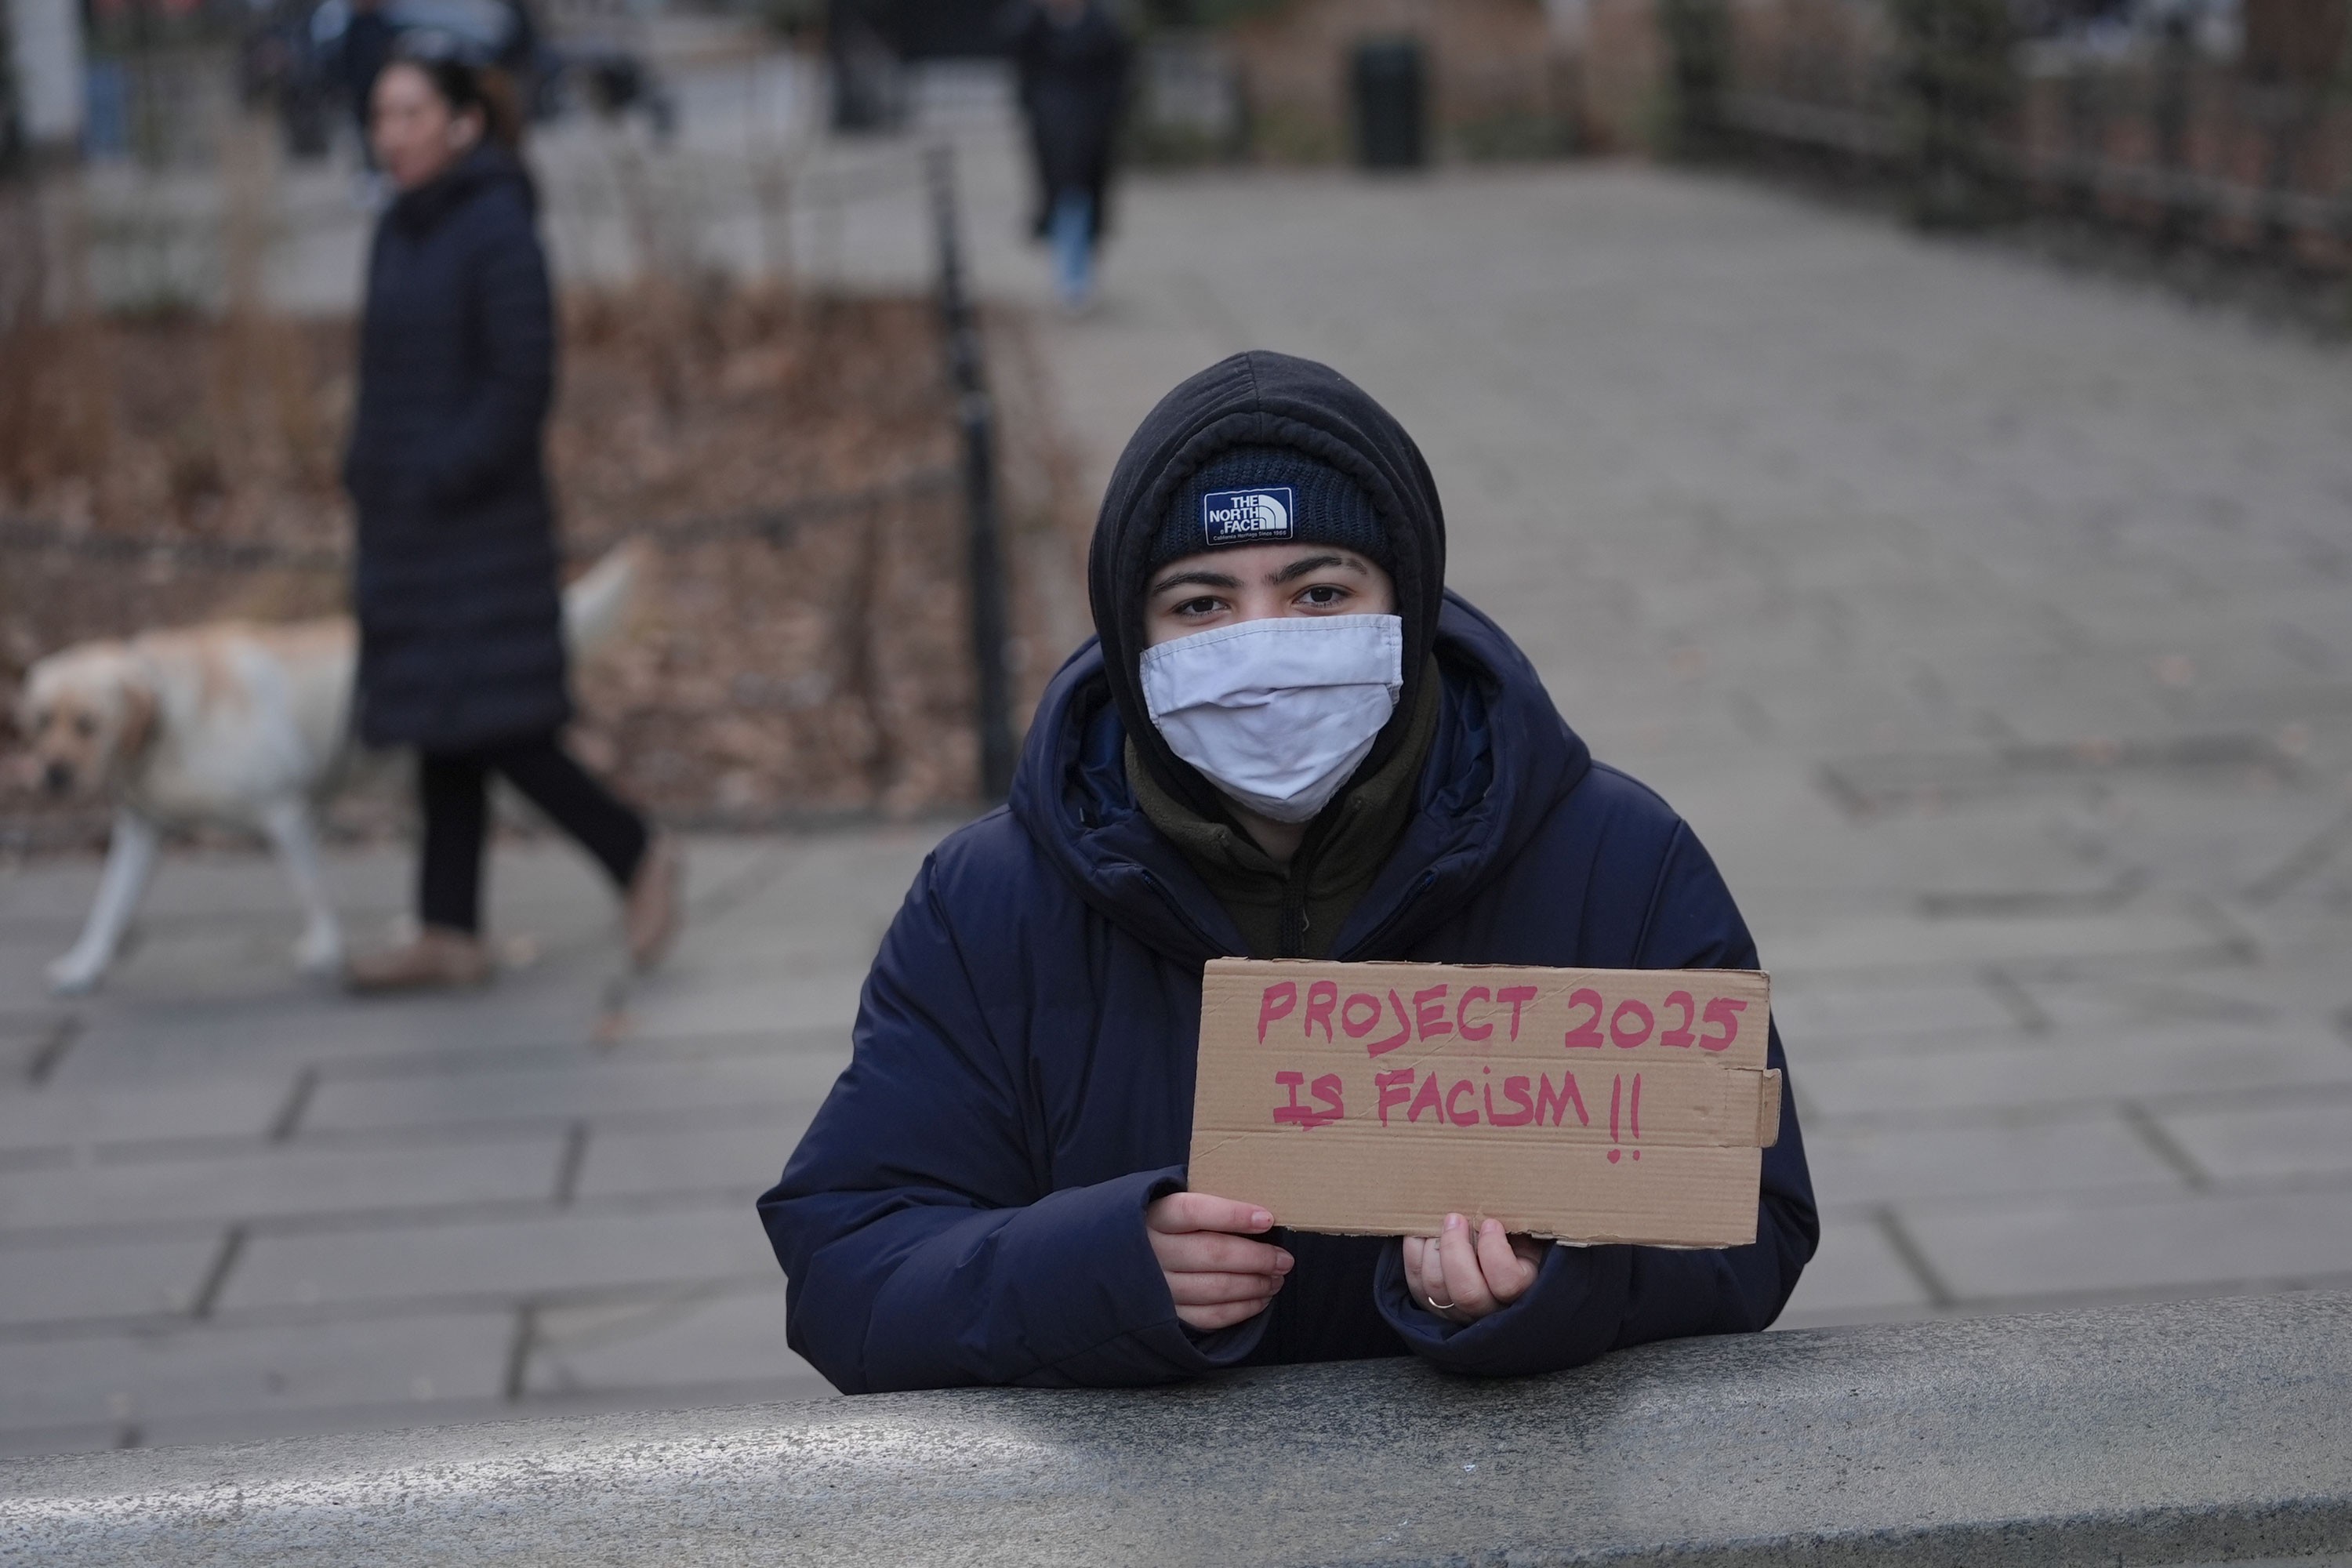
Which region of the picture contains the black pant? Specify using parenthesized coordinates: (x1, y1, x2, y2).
(418, 733, 649, 935)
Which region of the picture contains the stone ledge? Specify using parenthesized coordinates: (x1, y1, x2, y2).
(3, 1291, 2349, 1566)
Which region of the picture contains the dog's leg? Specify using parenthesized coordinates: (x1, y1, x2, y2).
(259, 797, 343, 976)
(49, 808, 162, 995)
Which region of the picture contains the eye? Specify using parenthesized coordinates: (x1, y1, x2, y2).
(1296, 584, 1351, 608)
(1171, 596, 1224, 618)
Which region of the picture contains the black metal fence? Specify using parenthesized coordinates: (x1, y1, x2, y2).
(925, 143, 1017, 802)
(0, 469, 960, 575)
(1667, 0, 2352, 274)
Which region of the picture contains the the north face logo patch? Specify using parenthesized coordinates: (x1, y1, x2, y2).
(1201, 487, 1294, 546)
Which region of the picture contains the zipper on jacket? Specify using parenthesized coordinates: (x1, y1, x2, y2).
(1134, 869, 1234, 959)
(1279, 801, 1352, 959)
(1339, 870, 1438, 960)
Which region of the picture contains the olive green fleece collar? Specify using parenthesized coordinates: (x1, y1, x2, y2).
(1126, 656, 1441, 959)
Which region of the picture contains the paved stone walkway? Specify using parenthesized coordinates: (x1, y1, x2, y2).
(0, 831, 938, 1454)
(7, 65, 2351, 1455)
(1018, 158, 2352, 1333)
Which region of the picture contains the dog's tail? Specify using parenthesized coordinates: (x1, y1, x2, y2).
(562, 539, 648, 659)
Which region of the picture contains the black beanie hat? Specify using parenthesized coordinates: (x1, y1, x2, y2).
(1146, 445, 1393, 578)
(1087, 350, 1448, 822)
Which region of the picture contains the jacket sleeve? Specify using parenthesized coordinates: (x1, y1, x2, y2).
(420, 191, 554, 506)
(1375, 821, 1820, 1376)
(757, 853, 1265, 1392)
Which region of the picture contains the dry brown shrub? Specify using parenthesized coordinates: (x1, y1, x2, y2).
(0, 183, 115, 510)
(0, 274, 1041, 840)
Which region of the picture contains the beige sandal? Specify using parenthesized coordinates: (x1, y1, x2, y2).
(344, 926, 493, 993)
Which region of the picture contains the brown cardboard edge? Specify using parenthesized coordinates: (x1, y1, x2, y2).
(1756, 1068, 1784, 1149)
(1261, 1222, 1760, 1249)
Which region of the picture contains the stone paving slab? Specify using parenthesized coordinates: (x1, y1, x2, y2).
(1794, 1029, 2352, 1118)
(1798, 1112, 2178, 1208)
(615, 971, 869, 1041)
(216, 1200, 773, 1316)
(0, 1234, 223, 1327)
(2161, 1102, 2352, 1181)
(40, 994, 612, 1087)
(294, 1053, 845, 1137)
(0, 1312, 512, 1443)
(0, 1080, 291, 1155)
(524, 1283, 822, 1401)
(1762, 902, 2239, 974)
(0, 1134, 568, 1234)
(1769, 975, 2026, 1045)
(1779, 1216, 1937, 1326)
(569, 1116, 819, 1202)
(1907, 1185, 2352, 1302)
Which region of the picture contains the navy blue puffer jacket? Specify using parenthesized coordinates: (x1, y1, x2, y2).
(757, 593, 1818, 1391)
(344, 143, 569, 752)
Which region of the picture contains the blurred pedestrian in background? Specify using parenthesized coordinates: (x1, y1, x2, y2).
(338, 0, 396, 167)
(341, 43, 680, 993)
(1010, 0, 1129, 312)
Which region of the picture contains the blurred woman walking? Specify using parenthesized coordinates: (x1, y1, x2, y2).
(341, 42, 679, 992)
(1011, 0, 1129, 312)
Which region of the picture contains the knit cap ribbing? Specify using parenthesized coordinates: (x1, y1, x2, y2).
(1146, 445, 1391, 575)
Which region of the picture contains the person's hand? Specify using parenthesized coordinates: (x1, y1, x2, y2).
(1402, 1214, 1544, 1326)
(1146, 1192, 1293, 1331)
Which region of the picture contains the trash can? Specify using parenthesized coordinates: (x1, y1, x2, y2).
(1351, 36, 1425, 169)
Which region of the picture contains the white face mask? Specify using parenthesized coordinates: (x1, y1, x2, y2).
(1139, 614, 1404, 824)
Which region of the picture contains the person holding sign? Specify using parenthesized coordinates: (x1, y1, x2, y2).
(760, 352, 1816, 1387)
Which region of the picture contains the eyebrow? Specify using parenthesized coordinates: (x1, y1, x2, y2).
(1270, 553, 1363, 584)
(1149, 568, 1243, 597)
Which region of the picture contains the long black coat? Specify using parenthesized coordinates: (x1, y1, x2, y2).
(344, 143, 569, 753)
(1011, 2, 1129, 240)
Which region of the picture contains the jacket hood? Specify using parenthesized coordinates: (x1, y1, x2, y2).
(1086, 351, 1448, 820)
(1011, 592, 1592, 967)
(390, 141, 537, 233)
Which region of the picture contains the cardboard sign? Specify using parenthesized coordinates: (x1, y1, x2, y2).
(1185, 960, 1780, 1248)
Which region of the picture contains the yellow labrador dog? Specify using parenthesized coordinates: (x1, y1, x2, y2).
(16, 543, 643, 994)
